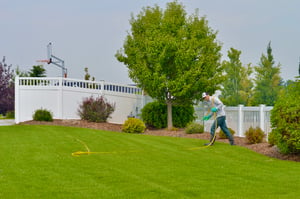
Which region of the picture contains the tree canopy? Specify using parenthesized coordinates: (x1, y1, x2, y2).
(29, 65, 46, 77)
(252, 42, 282, 106)
(221, 48, 253, 106)
(116, 1, 223, 128)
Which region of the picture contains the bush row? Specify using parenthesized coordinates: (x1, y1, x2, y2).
(32, 96, 266, 146)
(141, 101, 195, 128)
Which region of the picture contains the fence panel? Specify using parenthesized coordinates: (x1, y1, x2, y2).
(15, 77, 146, 124)
(195, 103, 273, 137)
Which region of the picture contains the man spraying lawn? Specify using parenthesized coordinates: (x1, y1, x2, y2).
(202, 92, 235, 146)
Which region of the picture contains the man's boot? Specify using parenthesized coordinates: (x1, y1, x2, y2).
(204, 134, 216, 146)
(228, 134, 235, 145)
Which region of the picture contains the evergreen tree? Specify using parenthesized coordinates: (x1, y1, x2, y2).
(252, 42, 282, 106)
(221, 48, 253, 106)
(29, 65, 46, 77)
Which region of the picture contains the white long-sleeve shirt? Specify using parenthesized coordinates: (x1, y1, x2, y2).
(204, 96, 226, 118)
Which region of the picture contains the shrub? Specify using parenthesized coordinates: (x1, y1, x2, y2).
(0, 57, 14, 115)
(219, 128, 235, 139)
(122, 118, 146, 134)
(141, 102, 166, 128)
(78, 96, 115, 123)
(141, 101, 195, 129)
(170, 127, 179, 131)
(172, 105, 195, 128)
(185, 122, 204, 134)
(245, 127, 264, 144)
(270, 80, 300, 154)
(33, 108, 53, 121)
(267, 131, 277, 146)
(5, 110, 14, 119)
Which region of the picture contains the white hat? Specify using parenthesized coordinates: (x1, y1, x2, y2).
(202, 92, 207, 99)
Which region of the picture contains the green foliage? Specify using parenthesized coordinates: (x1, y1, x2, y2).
(141, 101, 195, 129)
(32, 108, 53, 121)
(141, 102, 167, 128)
(5, 110, 14, 119)
(268, 131, 279, 146)
(116, 1, 223, 128)
(252, 42, 282, 106)
(122, 118, 146, 134)
(219, 127, 235, 139)
(15, 66, 29, 77)
(185, 122, 204, 134)
(172, 104, 195, 128)
(245, 127, 265, 144)
(221, 48, 253, 106)
(78, 96, 115, 123)
(84, 67, 95, 81)
(270, 80, 300, 154)
(29, 65, 46, 77)
(276, 130, 300, 155)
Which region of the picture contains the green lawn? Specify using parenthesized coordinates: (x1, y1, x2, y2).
(0, 125, 299, 199)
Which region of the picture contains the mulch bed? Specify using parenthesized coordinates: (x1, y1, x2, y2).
(20, 119, 300, 162)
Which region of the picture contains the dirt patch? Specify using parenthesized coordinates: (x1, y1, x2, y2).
(20, 119, 300, 162)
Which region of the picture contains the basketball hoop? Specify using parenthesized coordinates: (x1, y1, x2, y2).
(36, 43, 67, 78)
(36, 59, 51, 64)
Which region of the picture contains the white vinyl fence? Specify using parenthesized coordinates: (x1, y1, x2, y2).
(15, 77, 273, 138)
(15, 76, 152, 124)
(195, 104, 273, 138)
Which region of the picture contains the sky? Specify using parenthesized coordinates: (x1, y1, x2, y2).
(1, 0, 300, 84)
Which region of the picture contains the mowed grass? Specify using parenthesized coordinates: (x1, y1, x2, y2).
(0, 125, 299, 199)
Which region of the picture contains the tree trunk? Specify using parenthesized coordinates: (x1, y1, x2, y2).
(167, 100, 173, 130)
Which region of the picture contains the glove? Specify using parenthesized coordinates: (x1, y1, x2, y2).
(202, 115, 211, 121)
(211, 107, 218, 112)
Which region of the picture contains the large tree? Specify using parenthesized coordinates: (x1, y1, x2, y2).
(221, 48, 253, 106)
(116, 1, 223, 129)
(0, 56, 14, 115)
(252, 42, 282, 106)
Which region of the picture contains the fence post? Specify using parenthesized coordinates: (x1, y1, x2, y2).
(238, 105, 244, 137)
(141, 90, 145, 108)
(14, 76, 20, 124)
(100, 80, 104, 95)
(259, 104, 265, 132)
(58, 77, 63, 119)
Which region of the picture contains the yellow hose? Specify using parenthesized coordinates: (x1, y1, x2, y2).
(72, 150, 139, 156)
(71, 137, 139, 156)
(71, 112, 218, 155)
(188, 112, 217, 150)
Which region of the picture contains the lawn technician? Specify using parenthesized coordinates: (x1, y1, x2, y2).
(202, 92, 235, 146)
